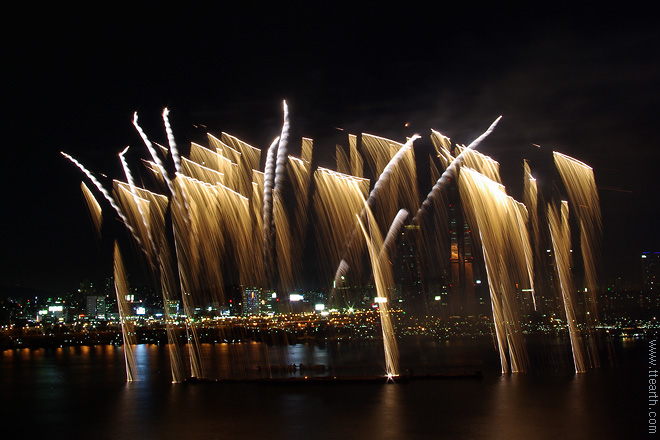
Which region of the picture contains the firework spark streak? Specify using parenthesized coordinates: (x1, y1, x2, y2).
(366, 134, 420, 211)
(332, 259, 350, 292)
(163, 108, 182, 175)
(380, 209, 409, 265)
(61, 152, 145, 250)
(114, 242, 139, 381)
(330, 134, 420, 286)
(415, 116, 502, 223)
(458, 167, 531, 373)
(356, 205, 400, 378)
(133, 112, 175, 196)
(272, 101, 292, 290)
(64, 104, 604, 382)
(119, 146, 156, 258)
(262, 136, 280, 282)
(522, 160, 539, 310)
(274, 100, 290, 193)
(548, 200, 588, 373)
(80, 181, 102, 238)
(553, 152, 602, 302)
(553, 152, 602, 367)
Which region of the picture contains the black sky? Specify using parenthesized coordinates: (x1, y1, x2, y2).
(2, 3, 659, 295)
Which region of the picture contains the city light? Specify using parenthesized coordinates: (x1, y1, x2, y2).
(56, 103, 609, 382)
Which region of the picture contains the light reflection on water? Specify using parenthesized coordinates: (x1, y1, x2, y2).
(0, 338, 645, 440)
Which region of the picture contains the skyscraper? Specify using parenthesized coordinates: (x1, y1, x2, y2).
(398, 224, 425, 312)
(642, 252, 660, 291)
(448, 203, 477, 315)
(86, 295, 106, 320)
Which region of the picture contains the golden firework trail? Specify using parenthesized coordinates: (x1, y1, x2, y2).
(112, 180, 186, 382)
(459, 148, 501, 184)
(65, 104, 605, 381)
(553, 152, 601, 315)
(349, 134, 363, 178)
(367, 134, 420, 212)
(356, 205, 400, 378)
(553, 151, 602, 369)
(329, 134, 421, 289)
(430, 129, 453, 170)
(415, 116, 502, 223)
(62, 152, 144, 252)
(522, 160, 540, 309)
(113, 241, 139, 381)
(279, 152, 313, 291)
(547, 200, 588, 373)
(313, 167, 370, 287)
(119, 146, 157, 259)
(381, 209, 410, 265)
(458, 167, 532, 373)
(133, 112, 175, 196)
(361, 133, 403, 179)
(336, 144, 350, 175)
(221, 132, 262, 197)
(80, 181, 102, 238)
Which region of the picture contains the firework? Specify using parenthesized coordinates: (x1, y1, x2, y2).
(65, 104, 603, 382)
(458, 167, 531, 373)
(113, 242, 139, 381)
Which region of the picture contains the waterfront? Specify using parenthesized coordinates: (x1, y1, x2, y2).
(0, 336, 648, 439)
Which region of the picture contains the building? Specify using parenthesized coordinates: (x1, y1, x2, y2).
(448, 203, 477, 315)
(242, 287, 279, 316)
(642, 252, 660, 291)
(86, 295, 107, 320)
(397, 224, 426, 312)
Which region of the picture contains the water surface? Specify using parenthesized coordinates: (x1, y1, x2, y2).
(0, 338, 646, 439)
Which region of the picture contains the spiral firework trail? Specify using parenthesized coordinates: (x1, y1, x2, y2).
(133, 112, 175, 196)
(61, 152, 144, 251)
(119, 146, 156, 257)
(262, 136, 281, 281)
(163, 108, 182, 175)
(415, 116, 502, 223)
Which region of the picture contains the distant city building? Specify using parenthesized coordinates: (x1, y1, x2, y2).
(86, 295, 106, 319)
(242, 287, 279, 316)
(397, 224, 426, 312)
(165, 299, 180, 316)
(38, 300, 66, 322)
(242, 287, 262, 316)
(642, 252, 660, 290)
(448, 203, 477, 315)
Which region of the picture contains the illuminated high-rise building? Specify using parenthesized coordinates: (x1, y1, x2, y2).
(86, 295, 106, 320)
(397, 224, 425, 312)
(448, 202, 477, 315)
(642, 252, 660, 291)
(242, 287, 263, 316)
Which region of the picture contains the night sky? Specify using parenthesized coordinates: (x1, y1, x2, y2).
(2, 3, 659, 295)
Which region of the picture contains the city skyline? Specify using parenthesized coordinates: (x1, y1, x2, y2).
(2, 4, 659, 296)
(1, 6, 657, 438)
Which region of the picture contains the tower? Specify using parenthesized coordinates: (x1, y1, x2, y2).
(642, 252, 660, 291)
(448, 202, 478, 316)
(398, 224, 424, 312)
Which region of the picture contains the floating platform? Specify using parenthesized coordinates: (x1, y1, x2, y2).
(184, 371, 482, 385)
